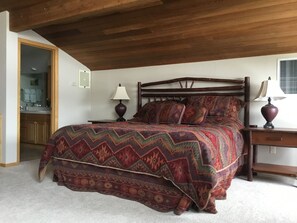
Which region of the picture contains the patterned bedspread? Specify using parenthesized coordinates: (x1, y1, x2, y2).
(39, 118, 244, 212)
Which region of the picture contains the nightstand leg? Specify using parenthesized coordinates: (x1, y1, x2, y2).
(253, 145, 257, 163)
(247, 144, 254, 181)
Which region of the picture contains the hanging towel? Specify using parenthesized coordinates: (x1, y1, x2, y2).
(36, 89, 42, 101)
(30, 89, 36, 95)
(30, 94, 37, 103)
(24, 94, 30, 102)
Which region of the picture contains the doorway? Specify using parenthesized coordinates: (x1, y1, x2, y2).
(18, 39, 58, 162)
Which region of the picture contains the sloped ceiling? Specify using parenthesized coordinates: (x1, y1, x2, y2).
(2, 0, 297, 70)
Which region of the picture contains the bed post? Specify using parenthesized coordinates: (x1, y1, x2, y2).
(244, 76, 250, 128)
(240, 76, 251, 177)
(137, 82, 142, 112)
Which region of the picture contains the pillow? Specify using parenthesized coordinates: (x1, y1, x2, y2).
(133, 101, 185, 124)
(181, 105, 208, 125)
(133, 101, 159, 122)
(186, 95, 243, 119)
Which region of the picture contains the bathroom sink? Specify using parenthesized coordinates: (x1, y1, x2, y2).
(21, 110, 51, 114)
(21, 107, 51, 114)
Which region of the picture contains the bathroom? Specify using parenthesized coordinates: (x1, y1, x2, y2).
(20, 44, 52, 161)
(20, 44, 51, 112)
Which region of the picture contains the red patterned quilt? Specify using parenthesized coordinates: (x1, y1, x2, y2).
(39, 119, 244, 213)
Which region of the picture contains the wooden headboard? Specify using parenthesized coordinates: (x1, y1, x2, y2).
(137, 76, 250, 127)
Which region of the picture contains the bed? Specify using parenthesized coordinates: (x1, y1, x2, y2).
(38, 76, 250, 215)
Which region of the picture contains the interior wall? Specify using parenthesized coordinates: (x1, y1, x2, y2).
(0, 11, 18, 164)
(0, 11, 91, 164)
(91, 53, 297, 167)
(21, 45, 51, 74)
(18, 31, 92, 127)
(57, 50, 91, 127)
(0, 11, 7, 163)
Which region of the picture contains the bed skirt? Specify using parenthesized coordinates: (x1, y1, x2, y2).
(51, 157, 240, 215)
(52, 159, 193, 215)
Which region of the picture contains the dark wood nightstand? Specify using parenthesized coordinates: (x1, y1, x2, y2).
(88, 119, 116, 124)
(244, 127, 297, 181)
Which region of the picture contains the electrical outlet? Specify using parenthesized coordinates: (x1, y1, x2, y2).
(269, 146, 277, 154)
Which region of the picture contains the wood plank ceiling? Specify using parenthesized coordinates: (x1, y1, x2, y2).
(2, 0, 297, 70)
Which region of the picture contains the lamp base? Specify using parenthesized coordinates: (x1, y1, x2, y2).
(263, 121, 274, 129)
(115, 100, 127, 122)
(261, 102, 278, 129)
(116, 117, 126, 122)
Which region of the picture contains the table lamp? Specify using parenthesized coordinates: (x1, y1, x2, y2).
(254, 77, 286, 128)
(112, 84, 130, 121)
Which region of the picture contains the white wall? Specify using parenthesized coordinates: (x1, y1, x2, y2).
(0, 11, 18, 164)
(0, 11, 91, 164)
(91, 54, 297, 167)
(57, 50, 91, 127)
(18, 31, 92, 127)
(0, 12, 6, 162)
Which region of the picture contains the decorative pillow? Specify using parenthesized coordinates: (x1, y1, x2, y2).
(133, 101, 159, 122)
(181, 105, 208, 125)
(186, 96, 243, 119)
(133, 101, 185, 124)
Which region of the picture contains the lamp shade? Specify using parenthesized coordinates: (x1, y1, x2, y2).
(254, 79, 286, 101)
(112, 85, 130, 101)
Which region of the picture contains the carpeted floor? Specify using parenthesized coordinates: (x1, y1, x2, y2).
(20, 143, 44, 162)
(0, 159, 296, 223)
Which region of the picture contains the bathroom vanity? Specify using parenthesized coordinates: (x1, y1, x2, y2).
(20, 110, 50, 145)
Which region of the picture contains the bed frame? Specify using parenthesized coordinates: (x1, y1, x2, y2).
(137, 76, 250, 128)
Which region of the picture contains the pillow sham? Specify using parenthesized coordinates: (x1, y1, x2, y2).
(181, 105, 208, 125)
(133, 101, 185, 124)
(186, 95, 243, 119)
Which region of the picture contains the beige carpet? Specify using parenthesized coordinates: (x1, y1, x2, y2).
(20, 143, 44, 162)
(0, 159, 296, 223)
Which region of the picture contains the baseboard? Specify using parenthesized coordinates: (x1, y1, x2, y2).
(0, 162, 19, 167)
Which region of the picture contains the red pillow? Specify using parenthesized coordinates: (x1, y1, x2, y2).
(181, 105, 208, 125)
(186, 96, 243, 119)
(134, 101, 185, 124)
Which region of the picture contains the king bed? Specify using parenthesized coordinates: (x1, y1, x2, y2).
(39, 76, 250, 215)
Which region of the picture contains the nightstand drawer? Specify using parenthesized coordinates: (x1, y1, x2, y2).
(251, 131, 297, 147)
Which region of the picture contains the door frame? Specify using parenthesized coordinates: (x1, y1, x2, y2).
(17, 38, 59, 163)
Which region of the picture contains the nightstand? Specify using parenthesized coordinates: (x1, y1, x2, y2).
(244, 127, 297, 181)
(88, 119, 116, 124)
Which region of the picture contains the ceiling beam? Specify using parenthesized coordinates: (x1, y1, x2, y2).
(9, 0, 163, 32)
